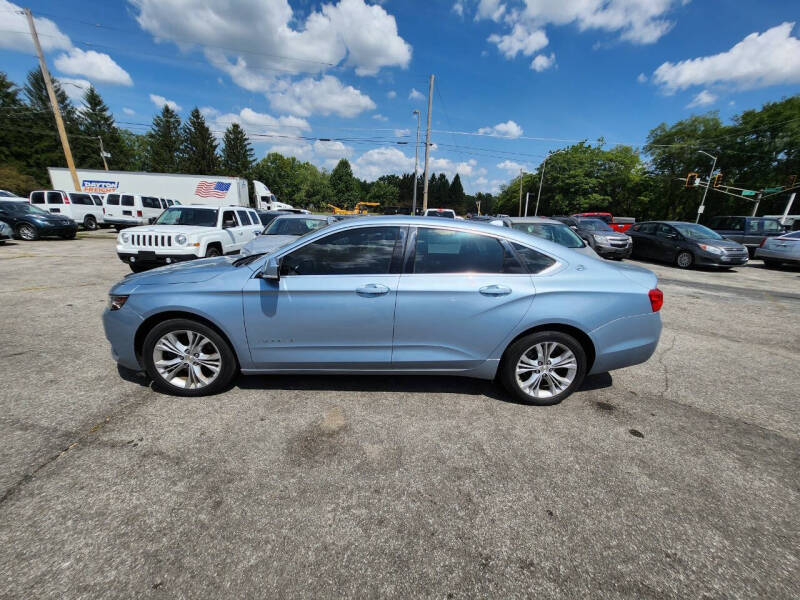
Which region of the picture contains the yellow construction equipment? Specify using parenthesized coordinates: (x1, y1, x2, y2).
(326, 202, 380, 215)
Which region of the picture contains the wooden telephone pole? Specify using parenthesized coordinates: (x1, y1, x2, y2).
(422, 74, 434, 212)
(24, 8, 81, 191)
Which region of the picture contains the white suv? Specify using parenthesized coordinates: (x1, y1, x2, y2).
(29, 190, 105, 230)
(116, 205, 263, 272)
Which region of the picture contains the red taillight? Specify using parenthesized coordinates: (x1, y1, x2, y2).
(649, 289, 663, 312)
(137, 210, 143, 217)
(102, 207, 105, 214)
(63, 194, 70, 204)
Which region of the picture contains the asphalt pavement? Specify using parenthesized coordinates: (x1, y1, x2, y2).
(0, 232, 798, 599)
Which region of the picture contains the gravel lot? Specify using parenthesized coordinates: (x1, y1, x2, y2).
(1, 232, 798, 599)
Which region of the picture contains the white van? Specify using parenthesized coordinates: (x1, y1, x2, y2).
(29, 190, 105, 230)
(104, 193, 178, 229)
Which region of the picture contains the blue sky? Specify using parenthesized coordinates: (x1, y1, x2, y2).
(1, 0, 798, 194)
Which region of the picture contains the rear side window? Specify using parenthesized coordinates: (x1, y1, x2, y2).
(729, 218, 744, 231)
(762, 219, 783, 234)
(69, 193, 93, 205)
(46, 191, 63, 204)
(91, 195, 103, 206)
(121, 195, 134, 207)
(281, 226, 401, 276)
(512, 243, 556, 274)
(413, 228, 523, 274)
(635, 223, 656, 234)
(106, 194, 120, 206)
(248, 211, 258, 225)
(236, 209, 250, 225)
(142, 196, 160, 209)
(746, 220, 760, 234)
(30, 191, 44, 204)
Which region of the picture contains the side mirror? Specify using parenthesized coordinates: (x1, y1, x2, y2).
(260, 256, 280, 280)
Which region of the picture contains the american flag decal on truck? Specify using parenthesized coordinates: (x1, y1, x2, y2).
(195, 181, 231, 198)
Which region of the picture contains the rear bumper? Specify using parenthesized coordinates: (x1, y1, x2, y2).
(755, 248, 800, 264)
(589, 311, 662, 375)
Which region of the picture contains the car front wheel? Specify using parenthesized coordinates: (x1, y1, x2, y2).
(500, 331, 587, 405)
(142, 319, 237, 397)
(675, 250, 693, 269)
(17, 223, 38, 241)
(83, 215, 98, 230)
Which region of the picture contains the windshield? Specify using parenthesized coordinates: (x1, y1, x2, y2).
(579, 218, 614, 232)
(426, 210, 455, 218)
(673, 223, 722, 240)
(0, 201, 50, 215)
(155, 207, 218, 227)
(511, 222, 585, 248)
(264, 217, 327, 236)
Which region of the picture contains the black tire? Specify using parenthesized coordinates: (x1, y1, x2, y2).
(83, 215, 98, 231)
(129, 262, 149, 273)
(142, 318, 238, 397)
(500, 331, 587, 406)
(675, 250, 693, 269)
(205, 245, 222, 258)
(762, 259, 780, 269)
(16, 223, 38, 241)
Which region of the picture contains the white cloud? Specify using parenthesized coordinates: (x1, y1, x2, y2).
(54, 48, 133, 86)
(269, 75, 376, 118)
(653, 22, 800, 93)
(122, 107, 136, 115)
(57, 78, 91, 102)
(372, 113, 388, 121)
(0, 0, 71, 53)
(476, 0, 507, 22)
(313, 140, 354, 159)
(477, 120, 523, 138)
(686, 90, 717, 108)
(452, 1, 465, 17)
(394, 128, 411, 137)
(387, 90, 397, 98)
(497, 159, 527, 173)
(149, 94, 182, 111)
(409, 88, 425, 101)
(353, 146, 414, 180)
(202, 107, 311, 141)
(530, 52, 556, 72)
(637, 72, 648, 83)
(488, 24, 548, 58)
(269, 141, 313, 161)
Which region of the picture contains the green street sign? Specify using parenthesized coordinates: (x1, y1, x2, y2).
(742, 190, 757, 196)
(764, 187, 783, 193)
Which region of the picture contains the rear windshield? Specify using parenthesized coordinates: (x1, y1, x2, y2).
(155, 207, 218, 227)
(265, 217, 328, 236)
(426, 210, 455, 218)
(511, 223, 585, 248)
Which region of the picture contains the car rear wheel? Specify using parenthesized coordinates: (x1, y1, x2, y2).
(762, 258, 779, 268)
(500, 331, 587, 406)
(83, 215, 98, 230)
(675, 250, 693, 269)
(143, 319, 237, 397)
(16, 223, 38, 241)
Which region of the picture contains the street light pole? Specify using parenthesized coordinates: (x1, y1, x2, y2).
(696, 150, 717, 223)
(412, 110, 420, 215)
(517, 169, 525, 217)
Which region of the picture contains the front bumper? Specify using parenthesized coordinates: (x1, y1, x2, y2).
(37, 222, 78, 236)
(117, 251, 198, 267)
(102, 305, 145, 371)
(595, 244, 632, 258)
(694, 252, 749, 267)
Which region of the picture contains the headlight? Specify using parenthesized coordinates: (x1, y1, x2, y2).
(593, 234, 609, 244)
(108, 295, 129, 311)
(120, 232, 129, 243)
(699, 244, 723, 255)
(175, 234, 187, 245)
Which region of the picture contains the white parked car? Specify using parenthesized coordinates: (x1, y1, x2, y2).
(423, 208, 457, 219)
(116, 205, 262, 272)
(29, 190, 105, 230)
(104, 193, 181, 229)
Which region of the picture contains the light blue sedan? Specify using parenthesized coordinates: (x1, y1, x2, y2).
(102, 216, 663, 405)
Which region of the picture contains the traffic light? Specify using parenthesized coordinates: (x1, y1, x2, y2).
(713, 173, 723, 187)
(685, 172, 699, 187)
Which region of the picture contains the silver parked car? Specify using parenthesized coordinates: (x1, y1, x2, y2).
(490, 216, 599, 258)
(240, 214, 335, 256)
(755, 231, 800, 267)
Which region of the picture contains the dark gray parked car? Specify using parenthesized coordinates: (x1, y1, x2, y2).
(707, 216, 785, 256)
(629, 221, 749, 269)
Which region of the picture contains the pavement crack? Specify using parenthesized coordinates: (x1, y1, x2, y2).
(656, 333, 678, 401)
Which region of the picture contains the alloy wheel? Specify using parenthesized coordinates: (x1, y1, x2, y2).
(18, 224, 36, 240)
(515, 341, 578, 399)
(152, 330, 222, 390)
(676, 251, 693, 268)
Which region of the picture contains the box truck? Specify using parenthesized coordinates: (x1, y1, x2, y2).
(48, 168, 295, 210)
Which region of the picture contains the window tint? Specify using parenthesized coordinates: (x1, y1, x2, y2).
(656, 224, 676, 238)
(91, 195, 103, 206)
(142, 196, 160, 209)
(248, 211, 258, 225)
(236, 210, 250, 225)
(281, 226, 400, 276)
(636, 223, 656, 234)
(729, 217, 744, 231)
(746, 219, 760, 233)
(70, 193, 93, 205)
(512, 242, 556, 274)
(222, 210, 238, 227)
(121, 195, 134, 207)
(413, 228, 522, 274)
(762, 219, 783, 233)
(46, 192, 63, 204)
(165, 199, 174, 207)
(30, 191, 45, 204)
(106, 194, 120, 206)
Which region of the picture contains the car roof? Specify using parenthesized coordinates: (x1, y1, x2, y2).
(270, 213, 327, 220)
(183, 205, 222, 210)
(503, 216, 564, 224)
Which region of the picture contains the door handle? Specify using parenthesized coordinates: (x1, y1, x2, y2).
(356, 283, 390, 296)
(479, 285, 512, 296)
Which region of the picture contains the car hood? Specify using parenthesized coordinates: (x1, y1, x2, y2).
(122, 256, 236, 285)
(122, 225, 213, 235)
(696, 238, 745, 250)
(31, 213, 73, 223)
(242, 234, 299, 255)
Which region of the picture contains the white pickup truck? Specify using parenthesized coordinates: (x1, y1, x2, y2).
(116, 205, 262, 272)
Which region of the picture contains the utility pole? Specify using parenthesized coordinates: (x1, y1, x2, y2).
(422, 74, 434, 212)
(752, 191, 762, 217)
(24, 8, 80, 192)
(696, 150, 716, 223)
(535, 153, 549, 216)
(524, 192, 530, 217)
(780, 192, 796, 225)
(412, 110, 420, 215)
(98, 137, 109, 171)
(517, 169, 524, 216)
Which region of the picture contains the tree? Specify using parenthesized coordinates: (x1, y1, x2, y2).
(75, 85, 129, 170)
(220, 122, 254, 177)
(329, 158, 361, 208)
(181, 107, 218, 174)
(366, 180, 399, 206)
(0, 165, 42, 196)
(449, 173, 466, 211)
(0, 72, 25, 168)
(147, 105, 183, 173)
(119, 129, 150, 171)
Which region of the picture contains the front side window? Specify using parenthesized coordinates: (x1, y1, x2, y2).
(222, 210, 238, 227)
(413, 228, 523, 274)
(656, 224, 677, 238)
(69, 193, 92, 205)
(236, 210, 251, 226)
(511, 222, 584, 248)
(265, 217, 328, 236)
(281, 226, 401, 276)
(762, 219, 783, 233)
(46, 192, 63, 204)
(729, 218, 744, 231)
(155, 207, 218, 227)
